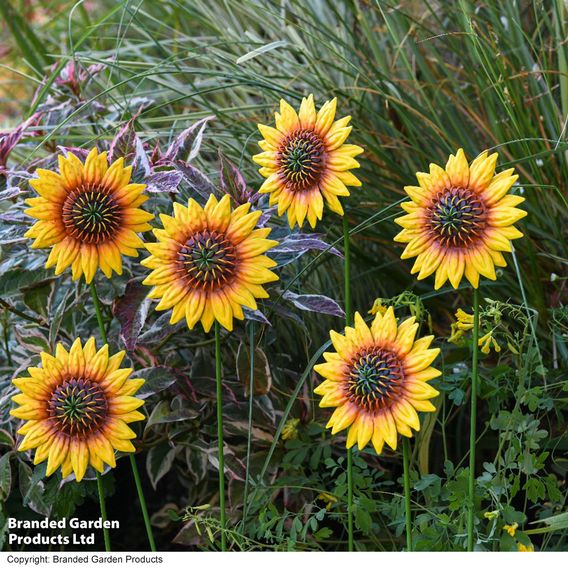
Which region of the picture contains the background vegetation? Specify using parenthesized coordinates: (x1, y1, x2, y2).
(0, 0, 567, 551)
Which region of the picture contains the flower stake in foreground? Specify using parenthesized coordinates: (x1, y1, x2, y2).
(142, 193, 279, 550)
(25, 148, 156, 551)
(394, 148, 526, 550)
(254, 95, 363, 228)
(11, 338, 145, 551)
(314, 308, 440, 551)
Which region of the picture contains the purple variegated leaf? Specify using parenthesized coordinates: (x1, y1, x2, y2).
(0, 211, 28, 223)
(175, 163, 217, 200)
(87, 62, 106, 76)
(257, 206, 276, 227)
(282, 290, 345, 318)
(0, 187, 23, 200)
(243, 308, 271, 326)
(0, 113, 43, 167)
(112, 280, 151, 350)
(271, 233, 342, 257)
(163, 115, 214, 163)
(133, 136, 152, 178)
(109, 118, 139, 162)
(144, 170, 183, 193)
(218, 151, 258, 204)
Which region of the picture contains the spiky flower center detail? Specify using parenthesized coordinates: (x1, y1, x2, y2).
(62, 186, 121, 244)
(278, 129, 325, 191)
(47, 377, 108, 436)
(346, 349, 404, 412)
(177, 229, 237, 290)
(428, 187, 486, 248)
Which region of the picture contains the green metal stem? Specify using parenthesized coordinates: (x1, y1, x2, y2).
(89, 281, 156, 552)
(402, 437, 413, 551)
(467, 287, 480, 551)
(242, 321, 255, 527)
(96, 472, 111, 551)
(215, 321, 227, 551)
(343, 216, 354, 552)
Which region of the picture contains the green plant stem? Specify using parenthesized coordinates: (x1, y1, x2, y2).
(96, 472, 111, 552)
(89, 281, 156, 552)
(129, 454, 156, 551)
(467, 287, 480, 551)
(215, 321, 227, 551)
(2, 322, 12, 366)
(402, 438, 412, 551)
(342, 216, 354, 552)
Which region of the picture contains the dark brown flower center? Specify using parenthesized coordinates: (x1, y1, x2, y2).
(346, 348, 404, 412)
(62, 185, 121, 244)
(428, 187, 486, 248)
(177, 229, 237, 291)
(278, 129, 325, 191)
(48, 377, 108, 437)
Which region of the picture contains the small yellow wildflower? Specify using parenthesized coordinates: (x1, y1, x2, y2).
(448, 322, 465, 345)
(479, 331, 501, 354)
(517, 543, 534, 552)
(317, 492, 338, 511)
(281, 418, 301, 441)
(503, 522, 518, 537)
(369, 298, 388, 316)
(484, 510, 499, 520)
(455, 308, 474, 331)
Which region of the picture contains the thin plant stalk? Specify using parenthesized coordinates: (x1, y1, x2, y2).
(242, 320, 255, 527)
(342, 216, 354, 552)
(96, 472, 111, 551)
(214, 321, 227, 551)
(89, 282, 156, 552)
(402, 437, 413, 551)
(467, 287, 480, 551)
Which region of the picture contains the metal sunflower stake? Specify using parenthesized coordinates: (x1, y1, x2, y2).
(142, 193, 279, 551)
(313, 308, 441, 552)
(393, 148, 527, 551)
(254, 94, 364, 550)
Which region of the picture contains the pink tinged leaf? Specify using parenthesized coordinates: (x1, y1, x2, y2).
(163, 115, 215, 163)
(282, 290, 345, 318)
(112, 279, 151, 350)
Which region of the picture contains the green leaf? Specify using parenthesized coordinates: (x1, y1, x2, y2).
(23, 281, 53, 317)
(526, 512, 568, 535)
(0, 268, 54, 298)
(145, 398, 199, 430)
(136, 367, 178, 399)
(146, 444, 177, 489)
(236, 341, 272, 396)
(18, 460, 50, 516)
(0, 453, 12, 501)
(0, 429, 14, 448)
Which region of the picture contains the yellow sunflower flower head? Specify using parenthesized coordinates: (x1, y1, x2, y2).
(10, 338, 145, 482)
(314, 308, 441, 455)
(25, 148, 154, 283)
(394, 149, 527, 289)
(142, 194, 279, 333)
(253, 95, 364, 229)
